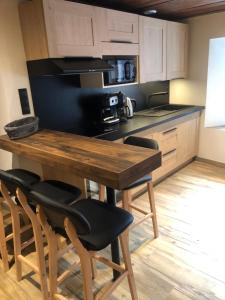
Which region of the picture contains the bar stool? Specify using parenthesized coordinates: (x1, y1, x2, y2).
(0, 170, 81, 300)
(17, 184, 138, 300)
(0, 169, 40, 272)
(99, 136, 159, 239)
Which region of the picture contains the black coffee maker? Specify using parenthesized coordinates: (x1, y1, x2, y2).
(100, 93, 120, 126)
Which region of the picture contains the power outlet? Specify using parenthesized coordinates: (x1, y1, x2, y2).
(18, 88, 31, 115)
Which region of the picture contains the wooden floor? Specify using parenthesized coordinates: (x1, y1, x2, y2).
(1, 160, 225, 300)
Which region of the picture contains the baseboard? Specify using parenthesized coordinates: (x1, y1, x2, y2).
(196, 156, 225, 168)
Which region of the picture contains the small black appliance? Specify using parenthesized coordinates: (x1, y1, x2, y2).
(99, 93, 120, 127)
(103, 57, 136, 86)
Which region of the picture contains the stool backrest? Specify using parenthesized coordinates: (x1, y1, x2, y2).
(0, 169, 31, 196)
(0, 169, 91, 236)
(124, 136, 159, 150)
(27, 190, 91, 235)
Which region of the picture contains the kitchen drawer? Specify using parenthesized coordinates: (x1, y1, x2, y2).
(153, 148, 177, 181)
(156, 126, 178, 141)
(154, 126, 178, 154)
(162, 148, 177, 168)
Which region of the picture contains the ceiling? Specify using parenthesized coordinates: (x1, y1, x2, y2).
(75, 0, 225, 20)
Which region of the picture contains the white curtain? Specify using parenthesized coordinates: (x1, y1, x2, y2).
(205, 37, 225, 127)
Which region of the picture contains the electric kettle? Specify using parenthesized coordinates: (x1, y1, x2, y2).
(124, 97, 136, 118)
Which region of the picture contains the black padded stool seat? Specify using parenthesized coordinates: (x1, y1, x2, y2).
(72, 199, 133, 251)
(28, 190, 133, 251)
(31, 180, 81, 205)
(0, 169, 40, 196)
(124, 174, 152, 190)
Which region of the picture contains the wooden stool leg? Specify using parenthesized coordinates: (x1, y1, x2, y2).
(48, 233, 58, 300)
(38, 206, 57, 300)
(119, 230, 138, 300)
(12, 209, 23, 281)
(91, 257, 97, 279)
(147, 181, 159, 238)
(0, 201, 9, 271)
(34, 228, 49, 300)
(122, 190, 132, 213)
(65, 218, 94, 300)
(98, 184, 105, 202)
(79, 251, 93, 300)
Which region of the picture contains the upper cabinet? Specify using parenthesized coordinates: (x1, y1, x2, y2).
(167, 21, 188, 80)
(95, 7, 139, 55)
(19, 0, 100, 60)
(139, 17, 188, 83)
(43, 0, 100, 58)
(139, 17, 167, 83)
(19, 0, 188, 81)
(96, 8, 139, 44)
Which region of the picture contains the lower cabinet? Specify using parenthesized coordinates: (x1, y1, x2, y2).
(125, 112, 200, 195)
(177, 117, 199, 165)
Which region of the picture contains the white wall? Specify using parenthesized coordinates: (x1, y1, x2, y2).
(170, 12, 225, 163)
(0, 0, 34, 169)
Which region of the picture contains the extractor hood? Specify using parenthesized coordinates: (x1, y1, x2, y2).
(27, 57, 113, 77)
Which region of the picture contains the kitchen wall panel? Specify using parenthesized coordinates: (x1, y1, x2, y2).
(30, 77, 169, 135)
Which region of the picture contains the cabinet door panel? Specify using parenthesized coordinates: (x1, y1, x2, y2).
(96, 7, 139, 44)
(177, 118, 198, 164)
(43, 0, 100, 57)
(167, 21, 188, 79)
(139, 17, 166, 83)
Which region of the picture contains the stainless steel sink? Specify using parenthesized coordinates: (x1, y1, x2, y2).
(135, 104, 191, 117)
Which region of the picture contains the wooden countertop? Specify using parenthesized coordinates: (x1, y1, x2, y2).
(0, 130, 161, 190)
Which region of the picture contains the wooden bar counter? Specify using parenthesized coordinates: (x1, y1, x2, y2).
(0, 129, 161, 190)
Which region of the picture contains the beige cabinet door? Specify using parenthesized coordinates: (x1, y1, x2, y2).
(95, 7, 139, 55)
(139, 16, 167, 83)
(96, 7, 139, 44)
(177, 117, 199, 164)
(43, 0, 100, 57)
(167, 21, 188, 80)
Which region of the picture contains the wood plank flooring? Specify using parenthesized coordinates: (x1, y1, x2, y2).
(1, 160, 225, 299)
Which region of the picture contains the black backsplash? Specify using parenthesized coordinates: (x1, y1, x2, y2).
(30, 75, 169, 135)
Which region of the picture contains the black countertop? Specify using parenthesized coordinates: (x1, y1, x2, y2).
(95, 105, 204, 141)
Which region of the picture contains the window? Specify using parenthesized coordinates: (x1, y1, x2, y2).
(205, 37, 225, 127)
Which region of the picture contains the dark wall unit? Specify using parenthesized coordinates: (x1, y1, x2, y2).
(30, 75, 169, 136)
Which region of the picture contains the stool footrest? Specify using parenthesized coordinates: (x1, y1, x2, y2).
(57, 259, 80, 285)
(95, 271, 128, 300)
(130, 213, 153, 230)
(18, 254, 39, 274)
(92, 254, 125, 274)
(129, 203, 151, 215)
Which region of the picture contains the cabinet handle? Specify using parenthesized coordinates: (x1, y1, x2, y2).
(163, 149, 176, 158)
(109, 40, 132, 44)
(162, 127, 177, 135)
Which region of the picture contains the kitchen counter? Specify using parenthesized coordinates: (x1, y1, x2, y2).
(95, 105, 204, 141)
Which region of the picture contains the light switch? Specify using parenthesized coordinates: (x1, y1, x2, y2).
(18, 88, 31, 115)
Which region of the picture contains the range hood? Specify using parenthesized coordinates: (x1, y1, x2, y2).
(27, 57, 113, 77)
